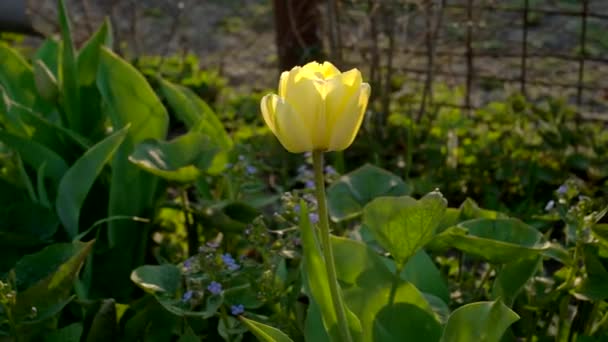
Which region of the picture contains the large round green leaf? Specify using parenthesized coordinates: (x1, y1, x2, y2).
(440, 300, 519, 342)
(332, 236, 441, 342)
(363, 191, 447, 268)
(327, 164, 411, 222)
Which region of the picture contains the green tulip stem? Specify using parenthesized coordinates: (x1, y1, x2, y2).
(312, 151, 352, 342)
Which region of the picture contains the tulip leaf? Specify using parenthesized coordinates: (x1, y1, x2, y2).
(363, 191, 447, 268)
(327, 164, 411, 222)
(13, 240, 95, 326)
(0, 130, 68, 183)
(0, 43, 52, 122)
(240, 316, 294, 342)
(440, 300, 519, 342)
(298, 202, 362, 342)
(85, 299, 118, 342)
(129, 132, 219, 183)
(432, 218, 547, 264)
(56, 126, 129, 239)
(33, 39, 59, 77)
(159, 78, 232, 174)
(97, 46, 168, 297)
(76, 19, 113, 139)
(58, 0, 81, 132)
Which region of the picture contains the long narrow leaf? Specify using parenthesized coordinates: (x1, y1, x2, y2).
(96, 47, 168, 298)
(240, 316, 294, 342)
(58, 0, 81, 132)
(56, 125, 129, 238)
(298, 201, 339, 339)
(0, 130, 68, 182)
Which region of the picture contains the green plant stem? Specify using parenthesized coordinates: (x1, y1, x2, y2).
(219, 305, 233, 342)
(181, 187, 197, 256)
(1, 301, 18, 342)
(312, 151, 352, 342)
(389, 264, 404, 306)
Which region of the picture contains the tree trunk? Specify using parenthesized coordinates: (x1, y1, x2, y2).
(272, 0, 324, 72)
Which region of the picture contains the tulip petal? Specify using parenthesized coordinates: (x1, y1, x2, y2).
(274, 98, 314, 153)
(324, 68, 363, 132)
(278, 71, 291, 98)
(302, 61, 341, 79)
(260, 94, 279, 135)
(282, 68, 323, 134)
(327, 82, 371, 151)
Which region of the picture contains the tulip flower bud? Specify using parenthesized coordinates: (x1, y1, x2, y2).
(260, 61, 370, 153)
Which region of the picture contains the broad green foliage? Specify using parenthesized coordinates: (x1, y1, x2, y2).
(1, 1, 608, 341)
(440, 300, 519, 342)
(327, 164, 411, 222)
(363, 191, 447, 268)
(129, 132, 218, 183)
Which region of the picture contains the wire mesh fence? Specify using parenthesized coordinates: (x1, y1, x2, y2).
(22, 0, 608, 120)
(332, 0, 608, 120)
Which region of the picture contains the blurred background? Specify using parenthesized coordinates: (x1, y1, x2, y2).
(3, 0, 608, 118)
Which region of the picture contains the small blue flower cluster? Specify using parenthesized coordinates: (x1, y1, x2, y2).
(221, 253, 240, 271)
(207, 281, 223, 295)
(231, 304, 245, 316)
(182, 290, 193, 302)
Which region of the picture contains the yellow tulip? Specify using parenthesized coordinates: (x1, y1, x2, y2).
(260, 61, 371, 153)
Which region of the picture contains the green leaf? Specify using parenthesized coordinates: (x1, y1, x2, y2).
(34, 60, 58, 102)
(58, 0, 81, 132)
(159, 78, 232, 174)
(56, 126, 129, 238)
(492, 256, 541, 306)
(76, 19, 113, 138)
(0, 43, 50, 116)
(77, 19, 112, 86)
(240, 316, 294, 342)
(0, 130, 68, 182)
(433, 218, 548, 264)
(363, 191, 447, 268)
(392, 250, 450, 303)
(0, 200, 58, 247)
(130, 264, 181, 295)
(331, 236, 441, 342)
(34, 39, 59, 77)
(97, 46, 168, 296)
(85, 299, 118, 342)
(440, 300, 519, 342)
(327, 164, 411, 222)
(97, 47, 168, 146)
(44, 323, 83, 342)
(129, 132, 218, 183)
(574, 244, 608, 301)
(459, 198, 506, 221)
(17, 105, 90, 153)
(297, 202, 338, 337)
(373, 303, 442, 342)
(13, 241, 95, 330)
